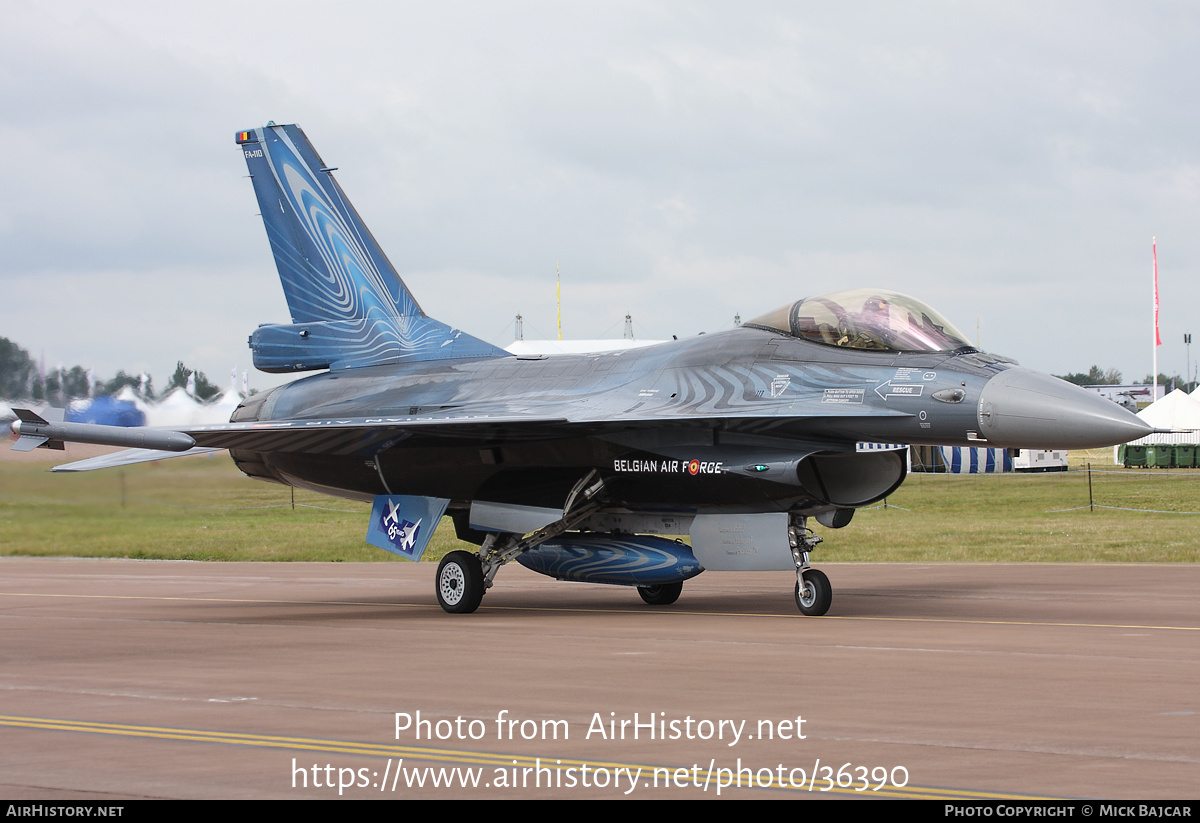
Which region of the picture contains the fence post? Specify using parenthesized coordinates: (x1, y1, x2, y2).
(1088, 462, 1094, 512)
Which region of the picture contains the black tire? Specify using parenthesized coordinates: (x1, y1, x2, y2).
(637, 581, 683, 606)
(436, 551, 485, 614)
(794, 569, 832, 616)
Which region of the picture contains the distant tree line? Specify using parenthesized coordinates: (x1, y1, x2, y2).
(1138, 372, 1192, 392)
(1053, 364, 1192, 392)
(1055, 365, 1123, 386)
(0, 336, 221, 403)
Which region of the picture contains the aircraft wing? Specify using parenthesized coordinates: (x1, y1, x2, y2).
(19, 404, 895, 472)
(14, 411, 574, 472)
(16, 383, 916, 473)
(181, 414, 575, 452)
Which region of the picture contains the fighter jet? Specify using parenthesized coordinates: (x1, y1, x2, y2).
(9, 123, 1152, 615)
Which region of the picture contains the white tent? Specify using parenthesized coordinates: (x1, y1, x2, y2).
(144, 386, 206, 427)
(1128, 389, 1200, 445)
(206, 388, 244, 423)
(145, 386, 244, 427)
(113, 385, 153, 418)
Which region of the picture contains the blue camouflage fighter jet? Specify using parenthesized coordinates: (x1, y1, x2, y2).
(10, 124, 1152, 615)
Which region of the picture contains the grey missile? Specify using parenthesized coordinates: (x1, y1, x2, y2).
(10, 409, 196, 453)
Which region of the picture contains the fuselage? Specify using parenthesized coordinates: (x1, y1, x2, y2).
(224, 325, 1145, 517)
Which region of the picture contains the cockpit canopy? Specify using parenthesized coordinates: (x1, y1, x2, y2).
(747, 289, 974, 354)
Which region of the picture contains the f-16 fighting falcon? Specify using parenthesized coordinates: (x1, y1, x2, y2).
(10, 123, 1152, 615)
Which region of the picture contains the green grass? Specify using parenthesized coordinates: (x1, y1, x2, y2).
(2, 450, 1198, 563)
(821, 467, 1200, 562)
(0, 453, 463, 562)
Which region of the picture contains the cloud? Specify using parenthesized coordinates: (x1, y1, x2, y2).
(1, 1, 1198, 389)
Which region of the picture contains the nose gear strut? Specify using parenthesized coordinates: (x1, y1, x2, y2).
(789, 514, 832, 616)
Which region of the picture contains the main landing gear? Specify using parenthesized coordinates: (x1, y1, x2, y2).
(790, 514, 832, 616)
(795, 569, 831, 616)
(436, 551, 485, 614)
(636, 581, 684, 606)
(434, 471, 606, 614)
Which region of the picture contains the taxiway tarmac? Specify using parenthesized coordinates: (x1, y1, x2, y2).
(1, 558, 1196, 799)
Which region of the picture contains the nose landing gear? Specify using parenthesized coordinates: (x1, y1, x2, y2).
(789, 515, 832, 616)
(795, 568, 832, 616)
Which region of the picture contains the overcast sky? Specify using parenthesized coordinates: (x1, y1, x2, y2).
(3, 1, 1198, 394)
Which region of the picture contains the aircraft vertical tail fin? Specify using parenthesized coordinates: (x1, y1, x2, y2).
(236, 124, 507, 372)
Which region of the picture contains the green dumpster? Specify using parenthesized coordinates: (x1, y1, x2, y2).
(1122, 445, 1147, 467)
(1174, 444, 1196, 468)
(1148, 445, 1173, 468)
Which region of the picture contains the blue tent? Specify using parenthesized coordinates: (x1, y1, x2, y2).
(66, 396, 146, 427)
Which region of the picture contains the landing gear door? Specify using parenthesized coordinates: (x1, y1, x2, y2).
(366, 495, 450, 561)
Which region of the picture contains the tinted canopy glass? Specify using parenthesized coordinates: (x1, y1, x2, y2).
(748, 289, 973, 353)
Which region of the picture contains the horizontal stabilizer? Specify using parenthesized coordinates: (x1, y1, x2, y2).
(50, 446, 225, 473)
(249, 317, 504, 372)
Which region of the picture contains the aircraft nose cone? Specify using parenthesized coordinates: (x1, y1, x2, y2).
(977, 368, 1152, 449)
